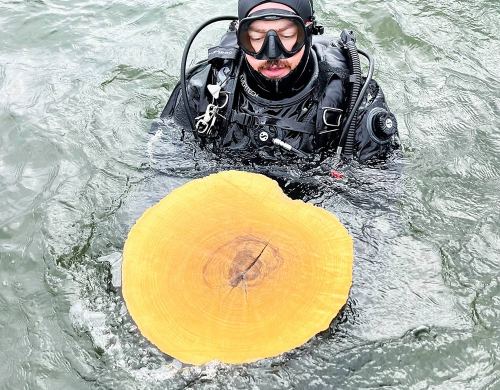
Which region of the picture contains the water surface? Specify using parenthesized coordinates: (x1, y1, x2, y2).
(0, 0, 499, 388)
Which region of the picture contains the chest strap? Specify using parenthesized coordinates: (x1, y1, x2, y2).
(231, 112, 316, 134)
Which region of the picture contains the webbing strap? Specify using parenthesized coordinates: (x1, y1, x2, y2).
(231, 112, 316, 134)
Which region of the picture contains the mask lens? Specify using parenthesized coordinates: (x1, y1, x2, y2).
(238, 15, 306, 58)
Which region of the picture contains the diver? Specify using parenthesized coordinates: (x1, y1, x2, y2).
(160, 0, 399, 163)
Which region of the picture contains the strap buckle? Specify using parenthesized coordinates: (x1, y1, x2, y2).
(320, 107, 343, 133)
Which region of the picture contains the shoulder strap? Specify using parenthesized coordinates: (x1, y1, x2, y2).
(313, 42, 351, 135)
(208, 28, 239, 63)
(313, 37, 351, 81)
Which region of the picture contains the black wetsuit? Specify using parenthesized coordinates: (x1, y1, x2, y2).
(161, 31, 399, 162)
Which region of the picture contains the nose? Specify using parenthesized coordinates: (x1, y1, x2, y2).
(264, 31, 282, 60)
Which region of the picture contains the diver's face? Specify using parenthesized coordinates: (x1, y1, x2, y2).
(243, 3, 306, 80)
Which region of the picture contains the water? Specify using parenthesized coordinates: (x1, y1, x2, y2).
(1, 0, 499, 388)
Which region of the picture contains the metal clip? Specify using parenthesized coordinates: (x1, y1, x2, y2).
(195, 104, 218, 135)
(194, 92, 230, 136)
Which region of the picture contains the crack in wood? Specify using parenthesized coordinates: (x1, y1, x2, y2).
(229, 242, 269, 288)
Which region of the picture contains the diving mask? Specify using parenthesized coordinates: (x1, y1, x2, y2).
(237, 9, 309, 60)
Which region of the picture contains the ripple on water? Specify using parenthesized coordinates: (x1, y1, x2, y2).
(1, 0, 500, 388)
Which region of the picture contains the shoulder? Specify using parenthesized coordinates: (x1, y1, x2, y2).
(311, 36, 350, 82)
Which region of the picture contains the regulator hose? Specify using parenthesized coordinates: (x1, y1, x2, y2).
(336, 31, 374, 159)
(341, 42, 361, 157)
(180, 16, 238, 133)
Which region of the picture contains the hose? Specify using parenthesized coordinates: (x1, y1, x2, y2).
(341, 49, 374, 157)
(336, 30, 374, 159)
(340, 41, 361, 157)
(180, 16, 238, 133)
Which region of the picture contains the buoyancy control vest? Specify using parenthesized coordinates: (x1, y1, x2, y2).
(161, 29, 398, 162)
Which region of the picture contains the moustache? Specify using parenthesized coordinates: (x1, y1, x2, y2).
(258, 60, 291, 71)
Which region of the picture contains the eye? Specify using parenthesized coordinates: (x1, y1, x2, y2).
(249, 34, 264, 41)
(280, 29, 297, 39)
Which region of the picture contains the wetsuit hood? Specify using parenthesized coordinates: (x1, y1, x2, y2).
(238, 1, 316, 98)
(238, 0, 314, 21)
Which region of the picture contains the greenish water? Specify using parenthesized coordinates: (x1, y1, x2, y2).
(1, 0, 499, 389)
